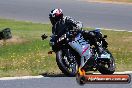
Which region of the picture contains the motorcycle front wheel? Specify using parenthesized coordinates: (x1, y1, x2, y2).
(56, 50, 78, 77)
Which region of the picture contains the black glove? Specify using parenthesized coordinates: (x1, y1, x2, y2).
(41, 34, 48, 40)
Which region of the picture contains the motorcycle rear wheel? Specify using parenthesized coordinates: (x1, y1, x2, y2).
(98, 50, 116, 74)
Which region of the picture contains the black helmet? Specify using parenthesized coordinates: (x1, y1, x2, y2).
(49, 9, 63, 25)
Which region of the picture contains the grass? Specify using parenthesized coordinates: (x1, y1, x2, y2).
(102, 30, 132, 71)
(0, 18, 132, 77)
(0, 19, 61, 77)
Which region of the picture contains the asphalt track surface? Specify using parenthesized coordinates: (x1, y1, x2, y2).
(0, 0, 132, 88)
(0, 0, 132, 31)
(0, 74, 131, 88)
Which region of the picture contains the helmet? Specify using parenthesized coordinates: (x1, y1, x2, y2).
(49, 9, 63, 25)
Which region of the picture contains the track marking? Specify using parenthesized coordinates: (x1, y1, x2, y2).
(0, 71, 132, 80)
(0, 75, 48, 81)
(92, 71, 132, 74)
(101, 28, 132, 32)
(114, 71, 132, 74)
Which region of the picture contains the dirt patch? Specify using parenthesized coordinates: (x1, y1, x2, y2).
(0, 36, 27, 45)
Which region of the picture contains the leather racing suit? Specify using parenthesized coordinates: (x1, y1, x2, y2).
(50, 16, 96, 68)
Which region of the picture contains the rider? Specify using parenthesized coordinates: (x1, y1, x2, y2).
(49, 9, 103, 69)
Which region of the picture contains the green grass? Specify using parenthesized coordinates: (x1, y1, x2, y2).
(0, 18, 132, 77)
(0, 19, 61, 77)
(101, 30, 132, 71)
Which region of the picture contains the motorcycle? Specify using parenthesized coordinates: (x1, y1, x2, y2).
(42, 28, 116, 77)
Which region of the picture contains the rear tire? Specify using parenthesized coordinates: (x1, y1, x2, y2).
(98, 50, 116, 74)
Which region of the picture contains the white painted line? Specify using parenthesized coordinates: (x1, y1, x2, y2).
(114, 71, 132, 74)
(0, 71, 132, 80)
(0, 75, 48, 81)
(90, 71, 132, 74)
(101, 28, 132, 32)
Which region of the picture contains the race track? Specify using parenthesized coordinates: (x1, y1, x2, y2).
(0, 0, 131, 88)
(0, 0, 132, 30)
(0, 73, 131, 88)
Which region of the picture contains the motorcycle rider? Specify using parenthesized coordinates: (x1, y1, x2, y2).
(49, 9, 104, 70)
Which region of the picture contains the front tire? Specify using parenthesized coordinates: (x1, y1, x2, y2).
(56, 50, 78, 77)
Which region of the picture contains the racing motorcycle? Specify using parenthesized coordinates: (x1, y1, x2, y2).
(42, 28, 115, 77)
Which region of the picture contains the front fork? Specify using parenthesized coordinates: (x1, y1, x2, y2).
(68, 33, 92, 76)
